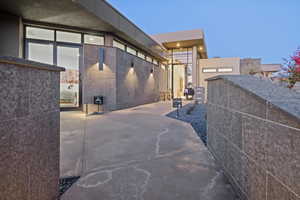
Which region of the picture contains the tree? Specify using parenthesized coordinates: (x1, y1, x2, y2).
(283, 47, 300, 88)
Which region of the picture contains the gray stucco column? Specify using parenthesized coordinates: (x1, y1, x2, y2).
(0, 13, 23, 57)
(192, 46, 198, 87)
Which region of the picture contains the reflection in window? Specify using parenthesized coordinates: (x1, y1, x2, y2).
(113, 40, 126, 51)
(27, 42, 54, 65)
(56, 31, 81, 44)
(203, 68, 217, 73)
(57, 46, 80, 108)
(153, 59, 158, 65)
(138, 52, 145, 60)
(26, 27, 54, 41)
(126, 46, 137, 55)
(84, 35, 104, 45)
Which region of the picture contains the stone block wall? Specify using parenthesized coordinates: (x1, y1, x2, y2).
(0, 57, 63, 200)
(207, 75, 300, 200)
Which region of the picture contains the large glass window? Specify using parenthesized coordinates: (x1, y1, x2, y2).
(27, 42, 54, 65)
(57, 31, 81, 44)
(26, 27, 54, 41)
(84, 34, 104, 45)
(113, 40, 126, 51)
(58, 46, 80, 108)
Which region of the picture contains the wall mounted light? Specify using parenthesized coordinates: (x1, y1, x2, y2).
(98, 48, 105, 71)
(131, 60, 134, 68)
(176, 43, 180, 47)
(150, 68, 154, 74)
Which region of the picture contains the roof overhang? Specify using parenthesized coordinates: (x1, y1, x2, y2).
(152, 29, 208, 59)
(0, 0, 166, 60)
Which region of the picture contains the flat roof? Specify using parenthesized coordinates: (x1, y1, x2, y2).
(0, 0, 166, 60)
(152, 29, 208, 58)
(261, 64, 281, 72)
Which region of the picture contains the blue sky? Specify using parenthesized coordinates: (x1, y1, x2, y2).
(107, 0, 300, 64)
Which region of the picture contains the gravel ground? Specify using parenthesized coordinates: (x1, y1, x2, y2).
(166, 102, 207, 145)
(59, 176, 80, 198)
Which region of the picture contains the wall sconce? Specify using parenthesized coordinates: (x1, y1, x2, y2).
(131, 60, 134, 68)
(98, 48, 105, 71)
(150, 68, 154, 74)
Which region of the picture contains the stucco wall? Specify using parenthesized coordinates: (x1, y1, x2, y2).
(116, 48, 160, 109)
(240, 58, 261, 75)
(199, 57, 240, 100)
(207, 75, 300, 200)
(0, 57, 62, 200)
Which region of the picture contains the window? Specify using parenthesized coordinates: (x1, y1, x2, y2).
(203, 68, 217, 73)
(218, 68, 233, 72)
(153, 59, 158, 65)
(146, 56, 153, 63)
(126, 46, 137, 55)
(138, 52, 145, 60)
(84, 34, 104, 45)
(26, 27, 54, 41)
(56, 31, 81, 44)
(161, 64, 166, 70)
(27, 42, 54, 65)
(113, 40, 126, 51)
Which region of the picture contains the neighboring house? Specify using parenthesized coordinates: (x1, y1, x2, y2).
(259, 64, 282, 78)
(199, 57, 241, 99)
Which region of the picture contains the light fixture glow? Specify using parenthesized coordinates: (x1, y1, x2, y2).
(176, 43, 180, 47)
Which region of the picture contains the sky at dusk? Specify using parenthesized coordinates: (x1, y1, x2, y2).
(107, 0, 300, 64)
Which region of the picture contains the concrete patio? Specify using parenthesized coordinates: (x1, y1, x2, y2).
(60, 102, 236, 200)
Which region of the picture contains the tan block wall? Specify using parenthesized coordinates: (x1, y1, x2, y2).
(207, 76, 300, 200)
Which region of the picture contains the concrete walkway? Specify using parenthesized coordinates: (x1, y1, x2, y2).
(60, 102, 236, 200)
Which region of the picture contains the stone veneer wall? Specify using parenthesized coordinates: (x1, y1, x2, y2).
(83, 45, 117, 112)
(115, 48, 160, 109)
(207, 75, 300, 200)
(0, 57, 63, 200)
(83, 45, 160, 112)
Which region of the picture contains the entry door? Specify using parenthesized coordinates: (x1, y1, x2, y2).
(57, 45, 81, 108)
(173, 64, 186, 98)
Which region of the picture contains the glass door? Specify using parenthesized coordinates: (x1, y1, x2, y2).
(173, 64, 186, 98)
(57, 45, 81, 108)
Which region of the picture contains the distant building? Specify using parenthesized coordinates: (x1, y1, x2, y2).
(198, 57, 281, 100)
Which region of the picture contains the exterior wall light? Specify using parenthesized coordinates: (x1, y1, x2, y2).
(98, 48, 105, 71)
(150, 68, 154, 74)
(131, 60, 134, 68)
(176, 43, 180, 47)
